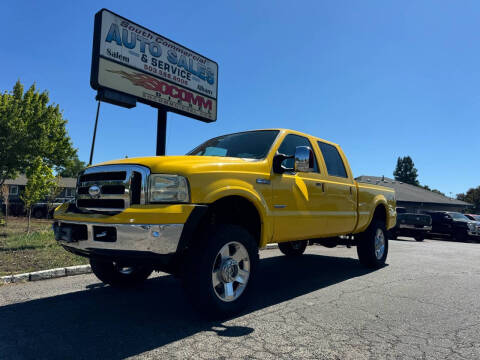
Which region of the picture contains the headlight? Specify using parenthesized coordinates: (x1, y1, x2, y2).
(148, 174, 190, 203)
(468, 223, 475, 231)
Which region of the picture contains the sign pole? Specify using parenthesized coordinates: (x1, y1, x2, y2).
(89, 101, 101, 165)
(156, 109, 167, 156)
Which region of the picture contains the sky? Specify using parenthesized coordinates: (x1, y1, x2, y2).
(1, 1, 479, 196)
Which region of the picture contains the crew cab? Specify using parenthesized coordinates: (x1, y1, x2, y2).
(54, 129, 396, 317)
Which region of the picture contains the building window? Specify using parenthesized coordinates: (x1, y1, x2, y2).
(65, 188, 75, 197)
(9, 185, 19, 196)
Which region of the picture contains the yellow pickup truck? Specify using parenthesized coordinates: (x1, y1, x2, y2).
(54, 129, 396, 316)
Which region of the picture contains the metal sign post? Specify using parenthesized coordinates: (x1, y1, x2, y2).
(156, 109, 167, 156)
(88, 101, 101, 165)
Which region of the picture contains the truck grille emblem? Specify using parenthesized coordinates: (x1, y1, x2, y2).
(88, 185, 101, 197)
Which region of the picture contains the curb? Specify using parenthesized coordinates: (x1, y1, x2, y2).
(1, 265, 91, 284)
(2, 246, 281, 285)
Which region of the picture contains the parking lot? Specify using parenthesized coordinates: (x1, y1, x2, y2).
(1, 237, 479, 360)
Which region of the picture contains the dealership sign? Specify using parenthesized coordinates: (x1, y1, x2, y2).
(91, 9, 218, 122)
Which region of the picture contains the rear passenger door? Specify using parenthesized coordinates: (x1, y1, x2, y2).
(316, 141, 357, 236)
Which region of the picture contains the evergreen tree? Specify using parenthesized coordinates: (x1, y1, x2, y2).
(393, 156, 419, 186)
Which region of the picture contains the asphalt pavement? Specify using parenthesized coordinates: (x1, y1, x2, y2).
(1, 238, 479, 360)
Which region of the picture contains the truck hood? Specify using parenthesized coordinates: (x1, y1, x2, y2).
(94, 155, 265, 175)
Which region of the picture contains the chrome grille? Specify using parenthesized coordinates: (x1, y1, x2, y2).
(76, 165, 150, 212)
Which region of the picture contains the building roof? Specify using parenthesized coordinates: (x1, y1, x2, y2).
(356, 175, 471, 207)
(5, 175, 77, 188)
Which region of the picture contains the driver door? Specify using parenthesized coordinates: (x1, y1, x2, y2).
(270, 134, 327, 242)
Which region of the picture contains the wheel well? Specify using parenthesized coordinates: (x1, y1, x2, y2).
(201, 196, 261, 246)
(372, 204, 387, 225)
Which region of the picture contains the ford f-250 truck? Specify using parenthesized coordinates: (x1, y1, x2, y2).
(54, 129, 396, 317)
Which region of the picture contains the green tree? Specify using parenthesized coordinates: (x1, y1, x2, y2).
(59, 155, 86, 178)
(21, 157, 56, 233)
(457, 186, 480, 213)
(393, 156, 419, 186)
(0, 184, 8, 226)
(0, 80, 76, 187)
(45, 175, 63, 218)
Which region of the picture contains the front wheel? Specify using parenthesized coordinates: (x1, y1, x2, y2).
(90, 259, 153, 287)
(357, 221, 388, 268)
(182, 224, 258, 319)
(278, 240, 308, 256)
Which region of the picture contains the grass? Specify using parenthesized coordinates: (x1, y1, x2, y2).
(0, 217, 88, 277)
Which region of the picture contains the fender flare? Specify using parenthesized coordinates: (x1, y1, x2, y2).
(203, 186, 272, 248)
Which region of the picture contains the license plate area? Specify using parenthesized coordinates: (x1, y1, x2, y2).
(53, 222, 88, 242)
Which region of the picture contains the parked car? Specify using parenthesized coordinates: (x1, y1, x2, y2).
(32, 198, 73, 219)
(423, 211, 477, 241)
(54, 129, 396, 317)
(389, 208, 432, 241)
(464, 214, 480, 237)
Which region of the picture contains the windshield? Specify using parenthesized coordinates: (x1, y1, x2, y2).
(449, 213, 470, 221)
(467, 214, 480, 221)
(187, 130, 280, 160)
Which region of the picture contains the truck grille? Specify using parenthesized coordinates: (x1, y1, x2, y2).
(76, 165, 150, 212)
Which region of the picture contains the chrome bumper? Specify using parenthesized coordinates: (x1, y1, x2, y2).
(399, 224, 432, 231)
(54, 220, 184, 255)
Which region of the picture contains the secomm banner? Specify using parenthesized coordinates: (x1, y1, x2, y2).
(91, 9, 218, 122)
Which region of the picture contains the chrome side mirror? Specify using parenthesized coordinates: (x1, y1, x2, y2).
(294, 146, 314, 172)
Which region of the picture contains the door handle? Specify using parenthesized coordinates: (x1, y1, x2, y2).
(316, 183, 325, 192)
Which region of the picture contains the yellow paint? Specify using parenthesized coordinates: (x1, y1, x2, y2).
(54, 129, 396, 248)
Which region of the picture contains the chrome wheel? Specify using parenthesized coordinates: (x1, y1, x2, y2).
(212, 241, 250, 302)
(374, 228, 385, 259)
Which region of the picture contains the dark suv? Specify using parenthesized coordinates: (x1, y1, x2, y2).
(423, 211, 476, 242)
(389, 208, 432, 241)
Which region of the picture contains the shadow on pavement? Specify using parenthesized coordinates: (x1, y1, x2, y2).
(0, 253, 375, 359)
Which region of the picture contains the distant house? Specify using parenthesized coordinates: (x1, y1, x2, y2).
(356, 175, 471, 213)
(1, 175, 77, 216)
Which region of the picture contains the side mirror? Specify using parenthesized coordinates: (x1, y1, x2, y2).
(294, 146, 314, 172)
(273, 152, 292, 174)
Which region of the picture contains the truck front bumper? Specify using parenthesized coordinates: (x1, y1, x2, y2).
(52, 202, 208, 264)
(53, 221, 183, 256)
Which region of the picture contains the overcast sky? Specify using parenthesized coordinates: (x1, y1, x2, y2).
(2, 1, 479, 195)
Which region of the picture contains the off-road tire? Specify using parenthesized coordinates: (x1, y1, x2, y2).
(90, 259, 153, 287)
(182, 224, 259, 319)
(357, 220, 388, 269)
(278, 240, 308, 256)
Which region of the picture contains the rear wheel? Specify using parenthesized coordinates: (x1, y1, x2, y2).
(452, 230, 467, 242)
(182, 224, 258, 318)
(357, 221, 388, 268)
(278, 240, 308, 256)
(90, 259, 153, 287)
(414, 235, 425, 242)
